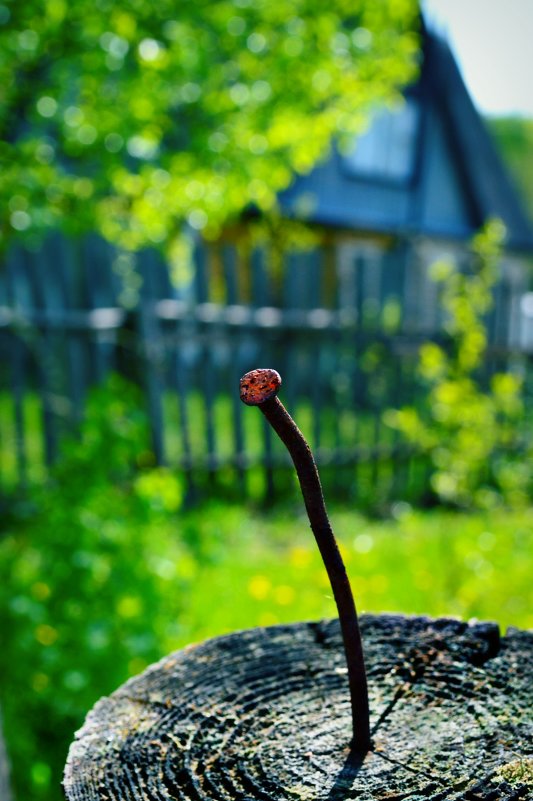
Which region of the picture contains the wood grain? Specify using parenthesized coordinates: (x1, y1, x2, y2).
(64, 614, 533, 800)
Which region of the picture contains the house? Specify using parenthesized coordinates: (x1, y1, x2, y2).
(269, 23, 533, 347)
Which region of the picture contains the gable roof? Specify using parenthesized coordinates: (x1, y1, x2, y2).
(277, 25, 533, 253)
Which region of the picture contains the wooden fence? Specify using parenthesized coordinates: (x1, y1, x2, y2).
(0, 230, 531, 505)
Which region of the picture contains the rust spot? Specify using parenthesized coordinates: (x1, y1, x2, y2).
(240, 369, 282, 406)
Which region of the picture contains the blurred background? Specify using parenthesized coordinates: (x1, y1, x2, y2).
(0, 1, 532, 799)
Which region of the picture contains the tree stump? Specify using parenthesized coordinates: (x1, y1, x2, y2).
(64, 614, 532, 800)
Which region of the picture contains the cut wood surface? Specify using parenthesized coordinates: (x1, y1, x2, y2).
(64, 614, 533, 800)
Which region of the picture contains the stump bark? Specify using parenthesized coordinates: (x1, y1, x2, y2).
(64, 614, 533, 800)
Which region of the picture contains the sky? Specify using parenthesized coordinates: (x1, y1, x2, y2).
(423, 0, 533, 117)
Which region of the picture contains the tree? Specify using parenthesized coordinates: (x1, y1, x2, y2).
(488, 115, 533, 224)
(1, 0, 419, 255)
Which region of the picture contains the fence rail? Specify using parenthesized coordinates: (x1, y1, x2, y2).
(1, 231, 531, 505)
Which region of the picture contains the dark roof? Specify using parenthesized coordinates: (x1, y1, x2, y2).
(277, 26, 533, 253)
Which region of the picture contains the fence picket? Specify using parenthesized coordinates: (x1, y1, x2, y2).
(138, 252, 166, 465)
(230, 353, 247, 495)
(10, 336, 28, 488)
(164, 307, 195, 497)
(221, 244, 239, 305)
(12, 248, 58, 465)
(56, 237, 86, 427)
(201, 329, 218, 481)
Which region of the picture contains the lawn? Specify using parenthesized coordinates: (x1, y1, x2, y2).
(1, 489, 532, 801)
(176, 501, 532, 647)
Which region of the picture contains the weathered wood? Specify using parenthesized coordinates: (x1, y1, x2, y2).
(64, 614, 532, 800)
(138, 255, 166, 465)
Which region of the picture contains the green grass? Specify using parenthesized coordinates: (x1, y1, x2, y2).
(172, 501, 533, 648)
(0, 391, 47, 488)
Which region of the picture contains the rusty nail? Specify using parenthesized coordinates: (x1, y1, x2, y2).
(239, 368, 371, 753)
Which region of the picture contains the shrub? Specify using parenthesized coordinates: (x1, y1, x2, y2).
(0, 376, 192, 800)
(385, 221, 531, 508)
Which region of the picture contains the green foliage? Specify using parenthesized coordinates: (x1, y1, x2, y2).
(488, 115, 533, 223)
(385, 221, 530, 508)
(495, 758, 533, 788)
(0, 376, 194, 800)
(1, 0, 419, 252)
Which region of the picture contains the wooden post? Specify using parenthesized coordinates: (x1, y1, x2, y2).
(64, 614, 533, 800)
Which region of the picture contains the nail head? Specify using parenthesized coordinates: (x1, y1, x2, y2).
(240, 369, 282, 406)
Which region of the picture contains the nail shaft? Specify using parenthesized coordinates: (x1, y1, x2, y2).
(240, 369, 370, 752)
